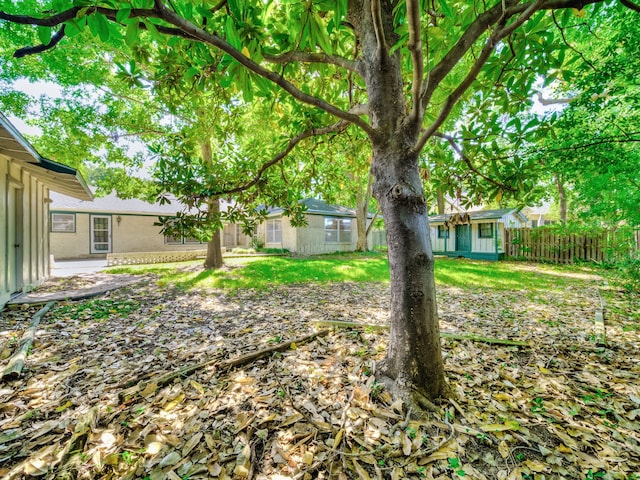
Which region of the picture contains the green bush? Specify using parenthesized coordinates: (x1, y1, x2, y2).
(260, 248, 289, 254)
(612, 257, 640, 293)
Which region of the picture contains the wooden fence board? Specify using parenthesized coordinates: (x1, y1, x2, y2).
(505, 228, 639, 264)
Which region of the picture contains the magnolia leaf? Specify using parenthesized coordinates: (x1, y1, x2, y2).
(158, 451, 181, 468)
(352, 459, 372, 480)
(480, 420, 520, 432)
(438, 0, 453, 17)
(116, 5, 132, 23)
(37, 26, 51, 45)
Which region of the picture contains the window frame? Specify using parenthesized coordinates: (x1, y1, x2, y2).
(324, 217, 352, 243)
(437, 225, 449, 239)
(478, 222, 494, 239)
(51, 213, 76, 233)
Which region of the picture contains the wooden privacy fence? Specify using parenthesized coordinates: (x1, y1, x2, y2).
(504, 228, 639, 264)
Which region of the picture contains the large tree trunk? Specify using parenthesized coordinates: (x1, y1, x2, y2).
(351, 0, 447, 405)
(371, 145, 448, 405)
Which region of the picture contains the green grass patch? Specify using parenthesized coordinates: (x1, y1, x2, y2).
(106, 253, 599, 292)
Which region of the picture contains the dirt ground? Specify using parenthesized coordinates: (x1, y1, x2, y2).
(0, 267, 638, 479)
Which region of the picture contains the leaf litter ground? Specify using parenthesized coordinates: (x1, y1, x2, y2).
(0, 265, 639, 479)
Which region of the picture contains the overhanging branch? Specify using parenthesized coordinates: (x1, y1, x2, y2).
(205, 121, 350, 197)
(263, 51, 359, 73)
(619, 0, 640, 12)
(415, 0, 546, 152)
(152, 0, 374, 135)
(14, 24, 66, 58)
(433, 132, 518, 192)
(406, 0, 423, 124)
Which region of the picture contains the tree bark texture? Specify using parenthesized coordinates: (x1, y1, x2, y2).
(371, 145, 447, 403)
(200, 138, 224, 270)
(555, 173, 568, 222)
(355, 172, 374, 251)
(204, 197, 224, 270)
(350, 0, 447, 403)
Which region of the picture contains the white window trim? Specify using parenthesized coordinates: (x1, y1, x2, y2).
(266, 218, 282, 243)
(51, 213, 76, 233)
(324, 217, 352, 243)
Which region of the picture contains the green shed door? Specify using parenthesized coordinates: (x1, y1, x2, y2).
(455, 224, 471, 252)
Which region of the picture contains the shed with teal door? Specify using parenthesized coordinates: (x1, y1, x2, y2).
(428, 209, 528, 261)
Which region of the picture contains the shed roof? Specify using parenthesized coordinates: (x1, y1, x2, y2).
(267, 198, 371, 218)
(429, 208, 527, 223)
(0, 112, 92, 201)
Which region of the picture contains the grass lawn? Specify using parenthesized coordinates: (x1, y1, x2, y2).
(106, 251, 601, 292)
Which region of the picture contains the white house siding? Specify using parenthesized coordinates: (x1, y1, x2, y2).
(259, 212, 384, 255)
(1, 157, 51, 306)
(471, 222, 498, 254)
(430, 226, 455, 253)
(295, 214, 356, 254)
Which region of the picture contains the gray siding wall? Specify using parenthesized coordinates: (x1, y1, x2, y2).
(1, 156, 51, 307)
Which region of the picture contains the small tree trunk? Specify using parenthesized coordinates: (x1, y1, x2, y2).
(204, 197, 224, 270)
(436, 188, 445, 215)
(555, 173, 567, 222)
(372, 145, 447, 406)
(200, 138, 224, 270)
(355, 171, 374, 252)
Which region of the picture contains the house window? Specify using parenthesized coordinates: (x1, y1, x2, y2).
(437, 226, 449, 238)
(325, 217, 352, 243)
(164, 220, 203, 244)
(165, 233, 183, 244)
(267, 219, 282, 243)
(478, 223, 493, 238)
(51, 213, 75, 232)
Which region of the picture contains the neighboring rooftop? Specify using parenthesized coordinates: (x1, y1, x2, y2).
(50, 190, 235, 216)
(267, 198, 372, 218)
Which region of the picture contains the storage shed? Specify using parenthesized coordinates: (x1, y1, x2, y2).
(1, 113, 91, 307)
(429, 209, 528, 260)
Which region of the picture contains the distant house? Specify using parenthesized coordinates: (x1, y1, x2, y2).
(49, 192, 251, 260)
(1, 113, 92, 307)
(428, 209, 528, 260)
(255, 198, 386, 255)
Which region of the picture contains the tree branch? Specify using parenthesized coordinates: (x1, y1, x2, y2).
(536, 91, 574, 105)
(370, 0, 389, 57)
(14, 24, 66, 58)
(419, 0, 604, 113)
(551, 10, 598, 73)
(152, 0, 374, 135)
(1, 2, 373, 135)
(406, 0, 423, 124)
(415, 0, 546, 152)
(263, 51, 359, 73)
(619, 0, 640, 12)
(420, 1, 508, 112)
(433, 132, 518, 192)
(206, 121, 350, 197)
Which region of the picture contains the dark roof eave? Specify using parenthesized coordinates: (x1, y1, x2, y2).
(0, 113, 93, 201)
